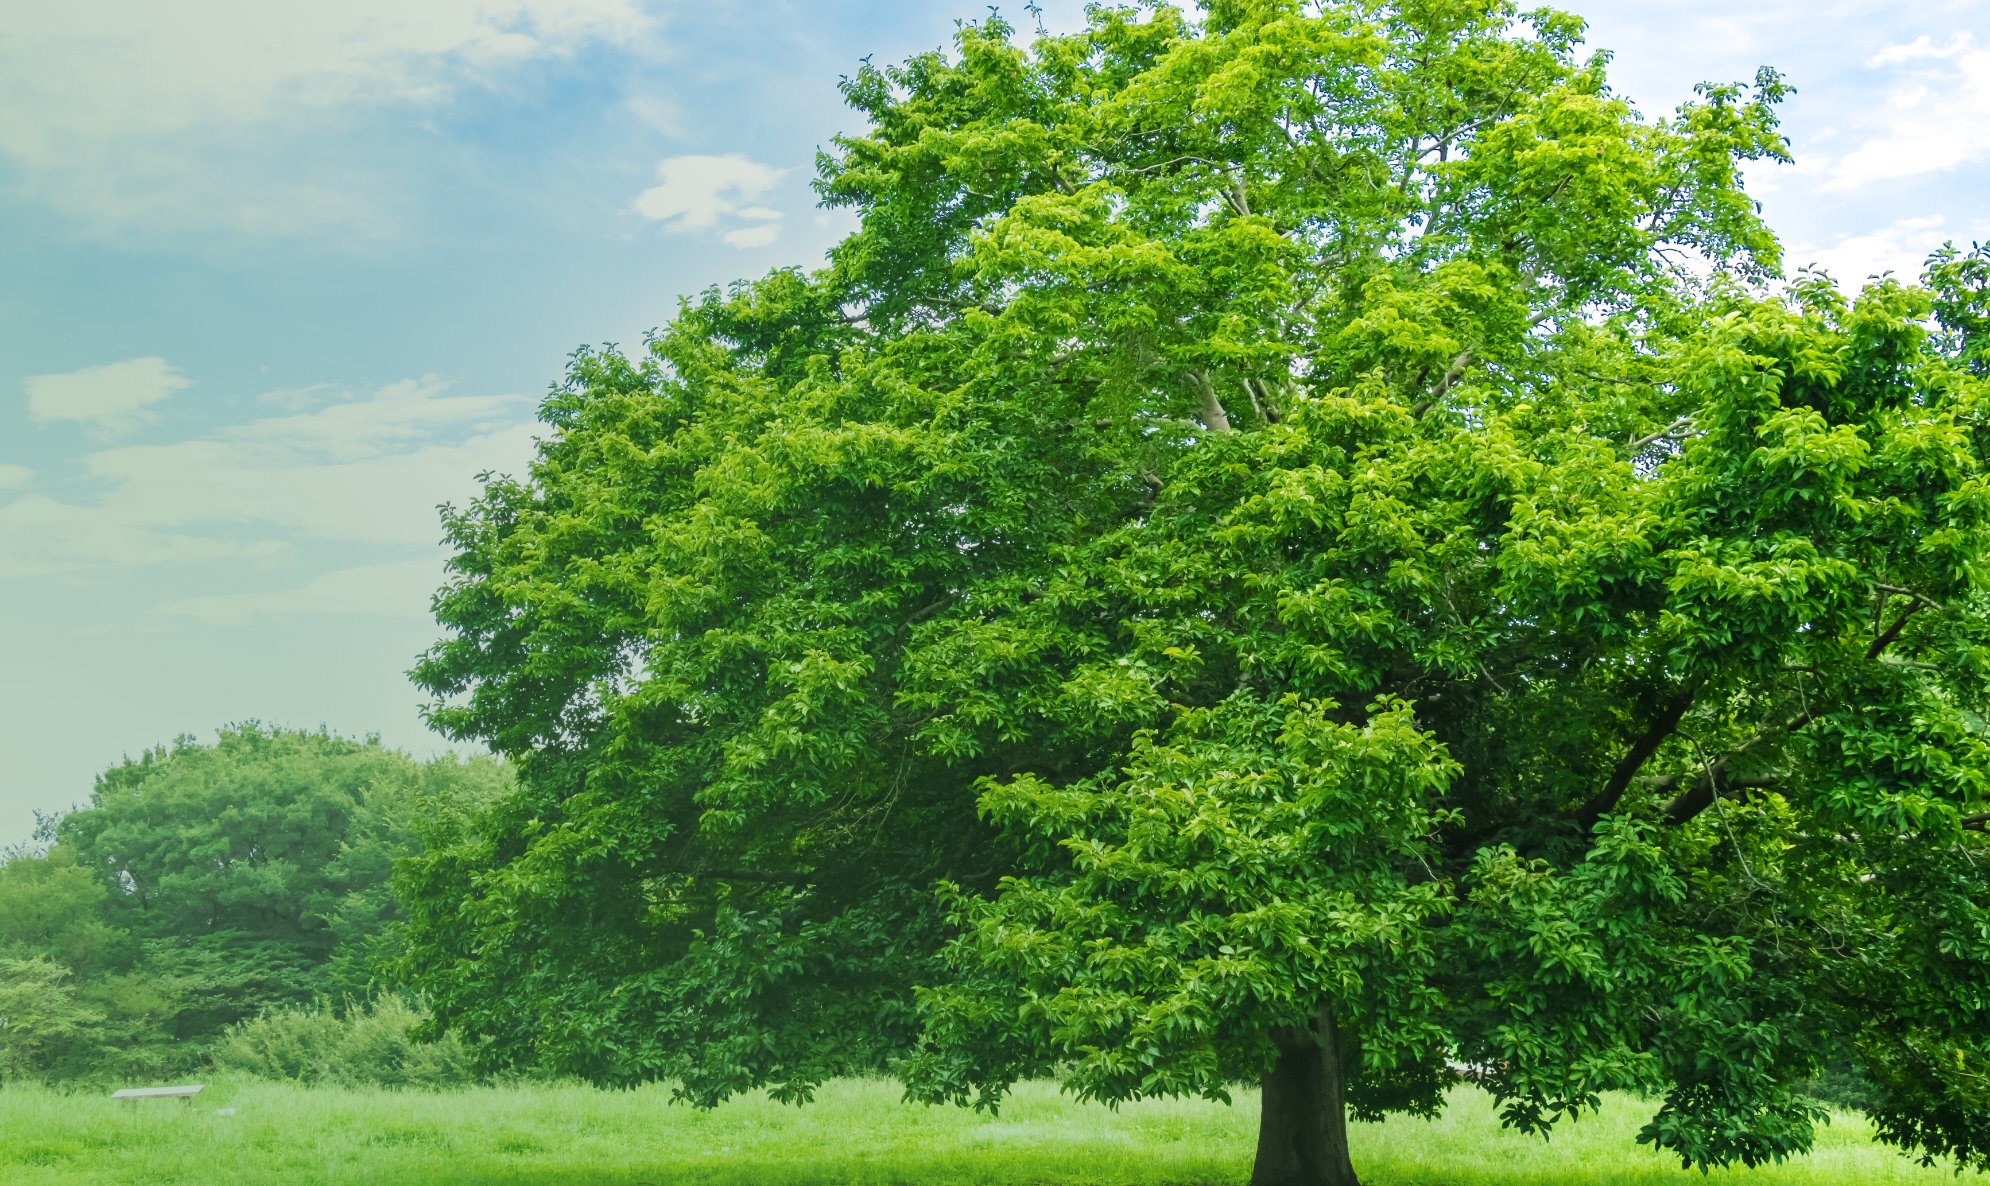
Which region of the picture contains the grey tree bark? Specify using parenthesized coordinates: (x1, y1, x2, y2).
(1248, 1005, 1360, 1186)
(1192, 368, 1233, 433)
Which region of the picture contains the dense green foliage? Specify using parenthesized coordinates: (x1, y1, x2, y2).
(210, 995, 479, 1088)
(396, 0, 1990, 1178)
(0, 726, 506, 1082)
(0, 958, 97, 1083)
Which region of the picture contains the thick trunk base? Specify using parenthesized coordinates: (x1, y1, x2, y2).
(1248, 1007, 1359, 1186)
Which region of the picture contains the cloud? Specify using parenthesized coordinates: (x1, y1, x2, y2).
(0, 377, 535, 580)
(23, 356, 191, 432)
(722, 225, 782, 249)
(0, 495, 295, 576)
(1871, 32, 1968, 67)
(0, 0, 660, 242)
(0, 465, 31, 489)
(1790, 215, 1955, 285)
(625, 93, 682, 136)
(212, 374, 522, 461)
(635, 153, 786, 247)
(1824, 33, 1990, 190)
(151, 560, 446, 625)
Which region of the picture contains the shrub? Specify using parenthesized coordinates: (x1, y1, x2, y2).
(212, 995, 477, 1088)
(1803, 1058, 1882, 1114)
(0, 958, 101, 1083)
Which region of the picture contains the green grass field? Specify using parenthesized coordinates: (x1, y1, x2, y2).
(0, 1078, 1957, 1186)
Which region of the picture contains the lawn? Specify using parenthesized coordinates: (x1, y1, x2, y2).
(0, 1077, 1957, 1186)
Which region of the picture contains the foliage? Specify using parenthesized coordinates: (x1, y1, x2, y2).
(396, 0, 1990, 1177)
(1927, 242, 1990, 376)
(0, 728, 508, 1081)
(1804, 1059, 1881, 1114)
(211, 995, 479, 1088)
(0, 845, 126, 977)
(0, 958, 100, 1083)
(58, 726, 509, 1034)
(70, 727, 435, 967)
(910, 697, 1459, 1115)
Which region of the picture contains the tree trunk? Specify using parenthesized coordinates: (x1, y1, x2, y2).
(1248, 1005, 1359, 1186)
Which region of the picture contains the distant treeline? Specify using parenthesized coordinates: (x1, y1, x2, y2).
(0, 725, 506, 1084)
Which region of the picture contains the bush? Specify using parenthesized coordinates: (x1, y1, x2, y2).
(211, 996, 478, 1088)
(0, 957, 101, 1083)
(1803, 1057, 1882, 1113)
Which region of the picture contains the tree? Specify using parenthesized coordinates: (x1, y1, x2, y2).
(399, 2, 1990, 1182)
(903, 269, 1990, 1186)
(56, 725, 508, 1051)
(0, 958, 101, 1083)
(0, 844, 126, 977)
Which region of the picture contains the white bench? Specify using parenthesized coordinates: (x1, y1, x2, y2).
(110, 1085, 203, 1106)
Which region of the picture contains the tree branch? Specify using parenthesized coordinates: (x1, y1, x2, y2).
(1629, 414, 1695, 452)
(1866, 601, 1924, 661)
(1661, 710, 1815, 825)
(1874, 584, 1943, 613)
(1227, 168, 1251, 218)
(1656, 773, 1783, 825)
(1412, 349, 1474, 418)
(1570, 680, 1701, 829)
(1193, 368, 1233, 433)
(1244, 378, 1268, 424)
(1572, 370, 1656, 388)
(1243, 377, 1281, 425)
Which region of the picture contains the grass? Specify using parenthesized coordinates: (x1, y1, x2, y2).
(0, 1077, 1958, 1186)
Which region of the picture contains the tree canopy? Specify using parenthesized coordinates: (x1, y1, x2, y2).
(398, 2, 1990, 1182)
(0, 726, 507, 1082)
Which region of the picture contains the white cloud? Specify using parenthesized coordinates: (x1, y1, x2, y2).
(151, 560, 445, 625)
(23, 356, 191, 432)
(0, 377, 535, 580)
(1871, 33, 1964, 67)
(212, 375, 522, 462)
(722, 225, 783, 249)
(0, 465, 31, 489)
(1824, 33, 1990, 190)
(635, 153, 786, 247)
(1738, 156, 1785, 195)
(0, 495, 295, 576)
(0, 0, 659, 242)
(625, 93, 682, 136)
(1790, 215, 1953, 285)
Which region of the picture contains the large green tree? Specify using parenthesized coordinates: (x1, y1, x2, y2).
(398, 2, 1990, 1182)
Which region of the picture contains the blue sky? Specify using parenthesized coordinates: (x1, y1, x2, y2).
(2, 0, 1986, 845)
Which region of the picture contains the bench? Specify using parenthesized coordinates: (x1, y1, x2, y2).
(110, 1085, 203, 1106)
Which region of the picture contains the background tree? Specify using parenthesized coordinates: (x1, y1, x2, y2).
(0, 726, 507, 1081)
(0, 958, 99, 1084)
(0, 841, 126, 977)
(62, 726, 491, 1039)
(398, 1, 1990, 1183)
